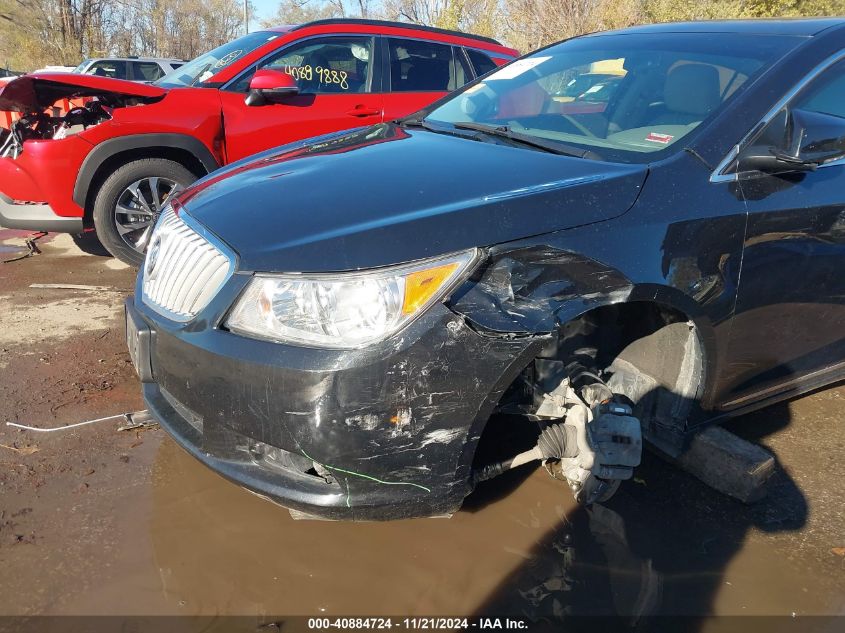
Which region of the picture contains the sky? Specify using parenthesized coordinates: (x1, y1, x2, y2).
(250, 0, 282, 28)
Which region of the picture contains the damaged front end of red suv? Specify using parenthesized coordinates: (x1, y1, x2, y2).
(0, 73, 167, 231)
(0, 73, 166, 157)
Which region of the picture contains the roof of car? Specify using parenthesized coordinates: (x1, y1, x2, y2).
(288, 18, 502, 45)
(595, 18, 845, 37)
(265, 25, 297, 33)
(86, 57, 184, 63)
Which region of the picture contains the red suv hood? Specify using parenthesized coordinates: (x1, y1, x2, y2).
(0, 73, 167, 112)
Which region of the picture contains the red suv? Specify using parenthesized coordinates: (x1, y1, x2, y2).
(0, 19, 516, 264)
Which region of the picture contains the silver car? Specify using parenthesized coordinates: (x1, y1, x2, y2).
(73, 57, 185, 83)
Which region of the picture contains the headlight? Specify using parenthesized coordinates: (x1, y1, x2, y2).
(225, 249, 477, 348)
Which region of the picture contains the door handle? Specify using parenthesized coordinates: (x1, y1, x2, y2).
(346, 106, 380, 117)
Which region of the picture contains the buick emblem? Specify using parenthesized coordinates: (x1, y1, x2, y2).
(146, 235, 162, 279)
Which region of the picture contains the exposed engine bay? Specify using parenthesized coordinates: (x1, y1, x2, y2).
(0, 72, 165, 160)
(0, 101, 112, 159)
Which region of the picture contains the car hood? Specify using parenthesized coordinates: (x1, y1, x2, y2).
(181, 124, 649, 272)
(0, 73, 167, 112)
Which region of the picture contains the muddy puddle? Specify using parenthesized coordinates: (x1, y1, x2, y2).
(47, 418, 844, 628)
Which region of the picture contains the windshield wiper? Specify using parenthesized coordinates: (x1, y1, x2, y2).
(396, 117, 488, 141)
(396, 117, 440, 131)
(397, 118, 594, 157)
(451, 122, 595, 158)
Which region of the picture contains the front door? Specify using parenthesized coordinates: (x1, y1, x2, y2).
(220, 35, 384, 163)
(720, 58, 845, 409)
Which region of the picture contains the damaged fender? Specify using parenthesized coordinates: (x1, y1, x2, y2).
(448, 245, 636, 334)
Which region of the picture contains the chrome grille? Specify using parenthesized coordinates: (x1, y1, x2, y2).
(141, 205, 233, 321)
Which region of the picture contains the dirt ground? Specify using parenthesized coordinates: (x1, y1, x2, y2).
(0, 229, 842, 630)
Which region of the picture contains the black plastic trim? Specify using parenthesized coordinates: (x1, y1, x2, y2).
(72, 134, 221, 208)
(125, 298, 154, 383)
(0, 193, 83, 233)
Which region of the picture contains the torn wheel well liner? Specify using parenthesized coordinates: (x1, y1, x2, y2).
(480, 300, 706, 458)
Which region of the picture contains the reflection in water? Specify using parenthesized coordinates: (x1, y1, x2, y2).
(584, 504, 662, 621)
(147, 403, 831, 629)
(150, 438, 585, 617)
(491, 502, 662, 625)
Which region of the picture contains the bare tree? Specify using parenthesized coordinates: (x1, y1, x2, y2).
(260, 0, 374, 26)
(380, 0, 499, 35)
(261, 0, 339, 26)
(2, 0, 843, 72)
(0, 0, 250, 70)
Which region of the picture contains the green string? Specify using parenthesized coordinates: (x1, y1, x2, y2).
(301, 448, 432, 493)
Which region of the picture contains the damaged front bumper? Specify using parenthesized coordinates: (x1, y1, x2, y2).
(128, 284, 545, 520)
(0, 193, 81, 232)
(0, 135, 91, 231)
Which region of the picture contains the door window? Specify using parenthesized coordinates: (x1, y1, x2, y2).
(793, 60, 845, 119)
(387, 38, 459, 92)
(737, 59, 845, 165)
(465, 48, 497, 77)
(230, 37, 374, 94)
(132, 62, 165, 81)
(86, 60, 128, 80)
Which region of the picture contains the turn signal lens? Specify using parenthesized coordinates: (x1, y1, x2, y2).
(402, 262, 461, 315)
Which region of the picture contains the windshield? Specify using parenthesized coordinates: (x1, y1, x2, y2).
(155, 30, 282, 88)
(426, 33, 797, 163)
(73, 60, 91, 73)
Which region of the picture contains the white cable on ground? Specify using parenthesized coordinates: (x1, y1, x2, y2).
(6, 412, 128, 433)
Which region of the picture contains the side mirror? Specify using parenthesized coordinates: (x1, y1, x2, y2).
(245, 69, 300, 106)
(736, 147, 817, 174)
(787, 108, 845, 165)
(737, 108, 845, 174)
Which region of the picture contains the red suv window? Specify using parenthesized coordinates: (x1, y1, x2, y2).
(229, 36, 374, 94)
(387, 38, 461, 92)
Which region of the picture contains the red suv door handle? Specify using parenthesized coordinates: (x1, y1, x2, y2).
(346, 106, 381, 117)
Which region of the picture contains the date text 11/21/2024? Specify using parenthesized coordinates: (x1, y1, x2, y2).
(307, 618, 530, 630)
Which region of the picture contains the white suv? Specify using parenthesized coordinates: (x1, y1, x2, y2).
(73, 57, 185, 83)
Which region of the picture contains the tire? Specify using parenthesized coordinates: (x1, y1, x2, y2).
(71, 230, 110, 257)
(92, 158, 197, 267)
